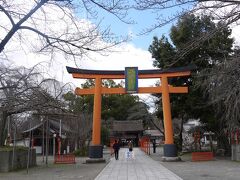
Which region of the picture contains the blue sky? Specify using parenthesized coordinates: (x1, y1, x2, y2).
(75, 5, 176, 50)
(97, 11, 173, 50)
(78, 2, 194, 51)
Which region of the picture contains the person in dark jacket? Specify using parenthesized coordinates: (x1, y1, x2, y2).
(112, 140, 120, 160)
(152, 139, 156, 153)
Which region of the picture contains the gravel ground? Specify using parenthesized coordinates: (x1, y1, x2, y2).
(0, 148, 111, 180)
(150, 146, 240, 180)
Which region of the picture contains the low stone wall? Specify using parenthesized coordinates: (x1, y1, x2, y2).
(0, 148, 36, 172)
(231, 144, 240, 161)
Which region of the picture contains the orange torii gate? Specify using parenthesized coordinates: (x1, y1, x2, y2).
(66, 65, 194, 161)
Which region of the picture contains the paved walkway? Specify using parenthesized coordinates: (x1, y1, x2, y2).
(95, 148, 182, 180)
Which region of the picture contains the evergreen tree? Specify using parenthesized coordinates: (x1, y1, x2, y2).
(63, 79, 143, 121)
(149, 14, 234, 151)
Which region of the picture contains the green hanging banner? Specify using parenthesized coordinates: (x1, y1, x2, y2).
(125, 67, 138, 93)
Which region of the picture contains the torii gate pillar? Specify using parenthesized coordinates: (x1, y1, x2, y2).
(88, 77, 103, 158)
(161, 76, 178, 159)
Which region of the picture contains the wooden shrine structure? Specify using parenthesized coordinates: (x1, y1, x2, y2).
(66, 65, 194, 160)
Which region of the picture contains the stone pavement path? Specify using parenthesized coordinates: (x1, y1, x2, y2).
(95, 148, 182, 180)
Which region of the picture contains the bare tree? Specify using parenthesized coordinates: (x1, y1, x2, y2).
(0, 0, 129, 60)
(0, 64, 70, 146)
(199, 51, 240, 153)
(71, 112, 92, 148)
(134, 0, 240, 33)
(1, 0, 239, 60)
(203, 50, 240, 128)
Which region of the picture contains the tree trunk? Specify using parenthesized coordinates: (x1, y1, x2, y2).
(178, 116, 184, 152)
(161, 118, 165, 140)
(217, 133, 231, 156)
(0, 111, 8, 146)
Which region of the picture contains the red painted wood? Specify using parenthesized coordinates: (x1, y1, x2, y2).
(192, 152, 214, 161)
(54, 154, 76, 164)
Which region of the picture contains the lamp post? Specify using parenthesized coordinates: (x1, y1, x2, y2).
(53, 133, 56, 156)
(57, 136, 61, 155)
(41, 117, 45, 162)
(59, 120, 62, 154)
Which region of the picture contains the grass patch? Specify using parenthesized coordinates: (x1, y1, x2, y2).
(73, 147, 88, 157)
(0, 146, 28, 152)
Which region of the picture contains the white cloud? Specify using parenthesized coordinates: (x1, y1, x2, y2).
(5, 41, 156, 87)
(231, 24, 240, 46)
(78, 43, 154, 70)
(3, 36, 157, 109)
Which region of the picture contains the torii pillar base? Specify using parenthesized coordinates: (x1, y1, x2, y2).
(89, 145, 103, 159)
(86, 145, 106, 163)
(162, 156, 181, 162)
(162, 144, 181, 162)
(86, 157, 106, 163)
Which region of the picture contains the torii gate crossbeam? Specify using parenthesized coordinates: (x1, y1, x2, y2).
(66, 65, 194, 161)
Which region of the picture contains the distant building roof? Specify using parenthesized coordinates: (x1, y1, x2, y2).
(21, 116, 72, 134)
(144, 129, 163, 137)
(183, 119, 201, 132)
(112, 120, 144, 132)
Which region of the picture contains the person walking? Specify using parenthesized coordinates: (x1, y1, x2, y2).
(152, 139, 156, 153)
(112, 140, 120, 160)
(128, 140, 133, 152)
(126, 140, 134, 159)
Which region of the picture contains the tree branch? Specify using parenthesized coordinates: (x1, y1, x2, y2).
(0, 4, 15, 26)
(0, 0, 46, 53)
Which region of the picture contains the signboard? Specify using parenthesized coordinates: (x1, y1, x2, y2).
(125, 67, 138, 93)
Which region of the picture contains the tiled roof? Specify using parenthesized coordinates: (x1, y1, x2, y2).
(144, 129, 163, 137)
(66, 65, 196, 75)
(113, 120, 143, 132)
(21, 115, 71, 133)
